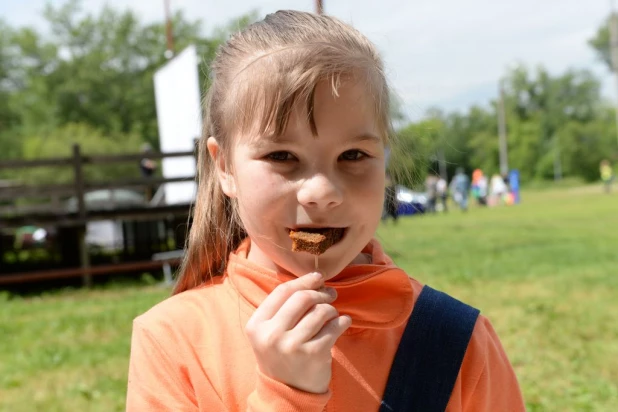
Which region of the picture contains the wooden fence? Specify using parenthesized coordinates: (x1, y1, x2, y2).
(0, 144, 196, 287)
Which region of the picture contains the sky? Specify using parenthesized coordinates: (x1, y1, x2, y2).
(0, 0, 613, 121)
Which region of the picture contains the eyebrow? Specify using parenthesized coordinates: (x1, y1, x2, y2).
(250, 134, 293, 149)
(257, 132, 381, 145)
(350, 133, 382, 143)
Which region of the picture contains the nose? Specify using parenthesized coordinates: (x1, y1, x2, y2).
(297, 173, 343, 209)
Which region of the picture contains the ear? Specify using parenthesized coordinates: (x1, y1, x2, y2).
(206, 136, 236, 198)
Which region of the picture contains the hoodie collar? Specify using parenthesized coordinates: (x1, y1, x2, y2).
(226, 238, 414, 330)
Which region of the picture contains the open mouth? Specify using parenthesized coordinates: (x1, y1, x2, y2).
(287, 227, 346, 255)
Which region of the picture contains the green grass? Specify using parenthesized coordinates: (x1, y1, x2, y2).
(0, 284, 169, 412)
(378, 184, 618, 411)
(1, 184, 617, 411)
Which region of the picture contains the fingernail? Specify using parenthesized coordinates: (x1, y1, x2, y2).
(324, 287, 337, 298)
(311, 272, 323, 280)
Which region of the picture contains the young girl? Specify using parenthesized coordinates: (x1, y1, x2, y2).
(126, 10, 525, 411)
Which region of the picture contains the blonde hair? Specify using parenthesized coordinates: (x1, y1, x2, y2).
(173, 10, 393, 294)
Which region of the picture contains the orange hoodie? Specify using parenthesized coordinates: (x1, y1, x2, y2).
(126, 239, 525, 411)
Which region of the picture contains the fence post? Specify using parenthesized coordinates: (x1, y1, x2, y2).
(193, 137, 200, 178)
(73, 144, 91, 288)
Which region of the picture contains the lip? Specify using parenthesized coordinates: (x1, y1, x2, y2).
(287, 226, 348, 232)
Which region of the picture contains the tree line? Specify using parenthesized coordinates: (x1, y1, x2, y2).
(0, 0, 616, 187)
(0, 0, 253, 184)
(389, 20, 617, 188)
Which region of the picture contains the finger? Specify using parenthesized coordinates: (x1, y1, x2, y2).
(286, 303, 339, 342)
(270, 288, 336, 330)
(304, 315, 352, 352)
(250, 272, 324, 324)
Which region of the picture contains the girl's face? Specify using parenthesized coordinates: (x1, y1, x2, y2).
(212, 79, 386, 280)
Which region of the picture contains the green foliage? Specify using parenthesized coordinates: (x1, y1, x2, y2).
(17, 123, 143, 185)
(392, 64, 616, 185)
(588, 17, 611, 71)
(0, 21, 22, 161)
(504, 66, 610, 181)
(453, 105, 499, 176)
(36, 0, 224, 146)
(0, 0, 616, 187)
(556, 114, 616, 181)
(388, 116, 442, 188)
(0, 0, 256, 168)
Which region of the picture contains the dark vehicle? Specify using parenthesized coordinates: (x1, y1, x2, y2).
(396, 185, 427, 216)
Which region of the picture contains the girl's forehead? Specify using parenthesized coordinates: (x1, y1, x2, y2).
(232, 77, 385, 146)
(223, 59, 388, 142)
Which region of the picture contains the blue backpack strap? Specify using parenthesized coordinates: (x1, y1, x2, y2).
(380, 285, 480, 412)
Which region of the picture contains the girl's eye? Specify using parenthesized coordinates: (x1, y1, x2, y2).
(339, 150, 367, 161)
(266, 151, 295, 162)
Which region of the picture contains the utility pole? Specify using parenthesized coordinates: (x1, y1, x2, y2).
(497, 80, 509, 176)
(610, 1, 618, 146)
(316, 0, 324, 14)
(163, 0, 175, 59)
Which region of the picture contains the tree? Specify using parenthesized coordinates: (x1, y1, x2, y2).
(18, 123, 144, 185)
(0, 20, 24, 161)
(389, 115, 445, 188)
(588, 17, 612, 71)
(503, 65, 603, 180)
(0, 0, 256, 168)
(38, 0, 228, 147)
(392, 62, 613, 185)
(458, 105, 500, 177)
(556, 109, 616, 181)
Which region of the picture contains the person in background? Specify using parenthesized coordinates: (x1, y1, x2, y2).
(600, 159, 614, 193)
(436, 175, 448, 213)
(450, 167, 470, 212)
(489, 173, 507, 206)
(383, 174, 399, 223)
(471, 169, 481, 203)
(424, 173, 438, 213)
(477, 172, 488, 206)
(139, 143, 157, 201)
(471, 169, 488, 206)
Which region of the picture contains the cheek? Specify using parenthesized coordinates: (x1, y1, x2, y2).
(350, 164, 385, 208)
(233, 163, 291, 220)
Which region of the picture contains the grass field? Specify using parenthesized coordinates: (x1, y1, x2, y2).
(1, 185, 617, 411)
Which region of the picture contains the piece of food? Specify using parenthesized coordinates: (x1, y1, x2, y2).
(289, 228, 344, 255)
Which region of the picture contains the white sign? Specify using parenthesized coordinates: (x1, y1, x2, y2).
(154, 45, 202, 205)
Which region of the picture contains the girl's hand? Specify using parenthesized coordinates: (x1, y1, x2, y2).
(245, 272, 352, 394)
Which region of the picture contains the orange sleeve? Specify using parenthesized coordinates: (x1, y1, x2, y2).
(126, 320, 331, 412)
(126, 320, 222, 411)
(247, 369, 331, 412)
(447, 315, 525, 411)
